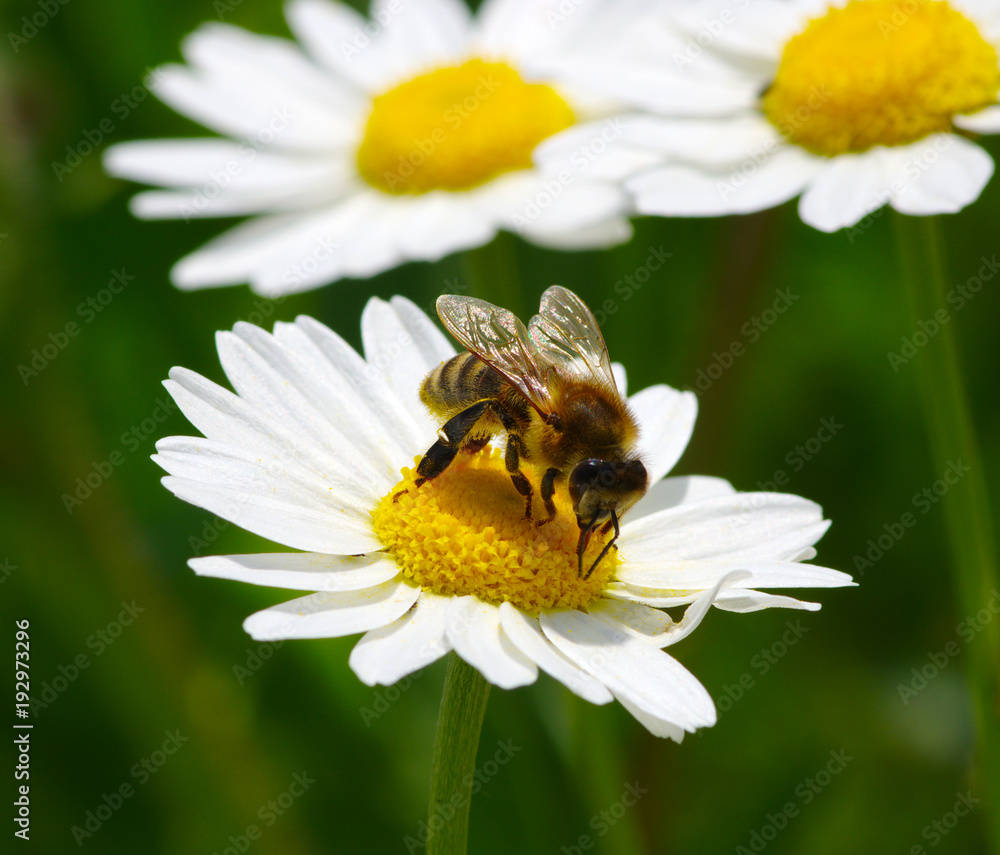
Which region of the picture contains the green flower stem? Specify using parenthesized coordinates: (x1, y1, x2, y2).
(462, 231, 525, 316)
(426, 653, 491, 855)
(891, 212, 1000, 850)
(567, 702, 646, 855)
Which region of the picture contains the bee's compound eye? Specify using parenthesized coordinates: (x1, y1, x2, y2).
(622, 459, 647, 493)
(598, 464, 620, 487)
(568, 459, 602, 507)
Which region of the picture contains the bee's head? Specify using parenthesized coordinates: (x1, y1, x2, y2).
(568, 457, 648, 528)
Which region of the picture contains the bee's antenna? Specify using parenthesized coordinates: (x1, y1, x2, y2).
(584, 510, 620, 580)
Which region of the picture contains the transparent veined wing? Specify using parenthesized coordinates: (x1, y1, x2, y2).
(436, 294, 556, 415)
(529, 286, 618, 392)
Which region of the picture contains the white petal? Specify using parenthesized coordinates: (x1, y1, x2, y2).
(163, 363, 376, 484)
(889, 135, 994, 216)
(238, 191, 485, 294)
(155, 434, 375, 517)
(674, 0, 807, 64)
(332, 195, 425, 279)
(798, 149, 897, 232)
(631, 145, 820, 217)
(389, 295, 459, 367)
(473, 0, 563, 60)
(285, 0, 384, 90)
(288, 315, 427, 454)
(519, 216, 633, 250)
(534, 119, 663, 182)
(619, 115, 787, 170)
(190, 552, 400, 591)
(711, 589, 822, 612)
(629, 475, 736, 521)
(586, 598, 673, 636)
(160, 471, 379, 555)
(615, 695, 687, 741)
(147, 65, 264, 144)
(128, 186, 342, 220)
(620, 492, 829, 563)
(268, 319, 416, 473)
(243, 580, 421, 640)
(384, 0, 471, 67)
(120, 142, 354, 218)
(628, 385, 697, 485)
(349, 591, 452, 685)
(158, 367, 385, 553)
(154, 33, 361, 153)
(498, 604, 613, 704)
(651, 571, 748, 643)
(472, 169, 549, 218)
(290, 0, 471, 92)
(361, 296, 446, 438)
(591, 570, 749, 647)
(105, 140, 355, 218)
(550, 58, 760, 115)
(162, 368, 287, 451)
(169, 210, 338, 290)
(445, 597, 538, 689)
(479, 0, 649, 63)
(617, 559, 853, 591)
(604, 583, 821, 612)
(954, 105, 1000, 134)
(357, 0, 471, 90)
(541, 609, 716, 732)
(105, 139, 333, 188)
(505, 178, 628, 237)
(182, 22, 358, 109)
(395, 193, 497, 260)
(240, 192, 395, 295)
(216, 326, 390, 495)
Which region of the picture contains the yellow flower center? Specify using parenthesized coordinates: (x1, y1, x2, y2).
(372, 450, 618, 611)
(763, 0, 1000, 156)
(356, 59, 575, 194)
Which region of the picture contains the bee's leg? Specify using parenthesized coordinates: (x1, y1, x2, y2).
(505, 435, 534, 520)
(584, 511, 620, 579)
(534, 468, 559, 527)
(576, 513, 601, 577)
(413, 400, 491, 488)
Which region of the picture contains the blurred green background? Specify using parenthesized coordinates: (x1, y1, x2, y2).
(3, 0, 999, 852)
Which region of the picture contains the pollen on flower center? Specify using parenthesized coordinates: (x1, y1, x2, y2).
(356, 59, 575, 194)
(371, 450, 619, 611)
(762, 0, 1000, 156)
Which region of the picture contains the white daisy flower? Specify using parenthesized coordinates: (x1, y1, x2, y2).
(537, 0, 1000, 232)
(154, 295, 854, 740)
(103, 0, 637, 295)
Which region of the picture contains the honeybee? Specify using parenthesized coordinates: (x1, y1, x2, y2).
(413, 286, 648, 578)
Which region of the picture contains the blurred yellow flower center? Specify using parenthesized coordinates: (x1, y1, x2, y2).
(763, 0, 1000, 155)
(356, 59, 575, 194)
(372, 450, 618, 611)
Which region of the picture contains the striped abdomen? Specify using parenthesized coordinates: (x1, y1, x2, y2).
(420, 352, 531, 436)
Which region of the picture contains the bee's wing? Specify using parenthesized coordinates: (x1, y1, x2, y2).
(436, 294, 556, 415)
(529, 286, 619, 393)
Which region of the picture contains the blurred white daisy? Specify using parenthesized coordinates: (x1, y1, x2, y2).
(104, 0, 636, 295)
(154, 295, 853, 740)
(538, 0, 1000, 232)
